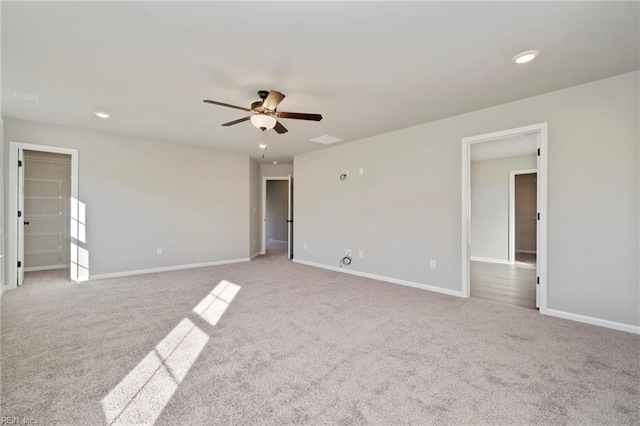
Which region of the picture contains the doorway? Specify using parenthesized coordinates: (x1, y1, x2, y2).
(8, 142, 79, 288)
(261, 175, 293, 259)
(22, 150, 72, 277)
(461, 123, 548, 312)
(510, 170, 537, 267)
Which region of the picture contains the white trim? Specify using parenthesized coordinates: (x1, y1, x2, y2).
(293, 259, 464, 298)
(516, 250, 536, 254)
(470, 256, 511, 265)
(461, 123, 548, 314)
(261, 176, 290, 255)
(24, 265, 70, 272)
(545, 308, 640, 335)
(8, 142, 79, 289)
(509, 168, 537, 264)
(89, 258, 250, 280)
(250, 252, 261, 260)
(268, 239, 288, 244)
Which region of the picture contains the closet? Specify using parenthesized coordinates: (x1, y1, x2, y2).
(23, 150, 72, 271)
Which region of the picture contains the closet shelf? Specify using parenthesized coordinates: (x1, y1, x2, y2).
(25, 196, 62, 200)
(25, 232, 63, 237)
(25, 248, 62, 255)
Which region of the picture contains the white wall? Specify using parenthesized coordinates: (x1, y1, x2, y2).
(249, 158, 261, 257)
(4, 118, 251, 278)
(266, 180, 288, 242)
(261, 163, 293, 178)
(470, 155, 536, 261)
(294, 71, 639, 327)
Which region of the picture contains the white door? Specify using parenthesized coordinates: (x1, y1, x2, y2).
(287, 175, 293, 259)
(535, 144, 541, 308)
(17, 149, 25, 286)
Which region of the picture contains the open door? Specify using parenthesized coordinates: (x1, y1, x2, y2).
(17, 149, 25, 286)
(287, 175, 293, 259)
(535, 140, 541, 309)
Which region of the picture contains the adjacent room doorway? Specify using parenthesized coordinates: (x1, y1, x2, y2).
(461, 123, 548, 312)
(261, 175, 293, 259)
(510, 169, 538, 267)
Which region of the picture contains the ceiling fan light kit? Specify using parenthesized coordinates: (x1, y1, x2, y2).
(203, 90, 322, 134)
(250, 114, 276, 130)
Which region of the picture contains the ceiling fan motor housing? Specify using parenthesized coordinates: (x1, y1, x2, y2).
(251, 101, 265, 112)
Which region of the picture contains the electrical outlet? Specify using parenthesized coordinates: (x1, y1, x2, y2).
(346, 249, 352, 256)
(359, 168, 364, 176)
(157, 248, 163, 255)
(359, 250, 364, 258)
(430, 259, 436, 269)
(304, 243, 308, 250)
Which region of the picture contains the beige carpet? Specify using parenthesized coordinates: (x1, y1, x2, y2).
(1, 242, 638, 425)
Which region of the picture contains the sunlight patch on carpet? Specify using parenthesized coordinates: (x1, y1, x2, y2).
(192, 280, 241, 326)
(101, 318, 209, 425)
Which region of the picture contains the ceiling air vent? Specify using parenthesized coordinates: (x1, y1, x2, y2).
(310, 135, 343, 145)
(13, 91, 39, 104)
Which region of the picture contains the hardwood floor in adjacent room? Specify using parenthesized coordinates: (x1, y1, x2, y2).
(471, 258, 536, 309)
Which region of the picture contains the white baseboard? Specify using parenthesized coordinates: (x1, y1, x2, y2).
(544, 308, 640, 335)
(516, 250, 536, 254)
(470, 256, 511, 265)
(250, 252, 261, 260)
(90, 258, 250, 280)
(25, 265, 70, 272)
(292, 259, 464, 298)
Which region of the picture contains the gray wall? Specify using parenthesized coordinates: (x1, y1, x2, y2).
(470, 155, 536, 261)
(294, 71, 639, 327)
(266, 180, 288, 242)
(4, 118, 250, 277)
(249, 158, 261, 257)
(261, 163, 293, 178)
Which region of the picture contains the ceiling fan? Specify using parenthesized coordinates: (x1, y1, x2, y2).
(203, 90, 322, 134)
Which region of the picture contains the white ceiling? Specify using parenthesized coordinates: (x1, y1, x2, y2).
(470, 133, 538, 162)
(2, 2, 638, 163)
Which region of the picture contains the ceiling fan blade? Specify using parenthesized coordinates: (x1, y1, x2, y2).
(203, 99, 251, 112)
(221, 116, 251, 127)
(262, 91, 285, 111)
(277, 111, 323, 121)
(273, 121, 288, 134)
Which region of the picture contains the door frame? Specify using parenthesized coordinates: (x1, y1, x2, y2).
(461, 123, 548, 313)
(509, 168, 537, 265)
(261, 176, 290, 255)
(8, 141, 79, 288)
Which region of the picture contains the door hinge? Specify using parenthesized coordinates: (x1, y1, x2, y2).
(18, 160, 22, 167)
(18, 211, 22, 218)
(18, 261, 22, 268)
(537, 148, 540, 156)
(536, 276, 540, 285)
(537, 212, 540, 220)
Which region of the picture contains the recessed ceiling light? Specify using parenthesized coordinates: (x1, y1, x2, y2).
(258, 144, 267, 150)
(94, 111, 110, 119)
(273, 161, 278, 165)
(512, 50, 539, 64)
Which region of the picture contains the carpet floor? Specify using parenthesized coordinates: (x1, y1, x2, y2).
(1, 242, 638, 425)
